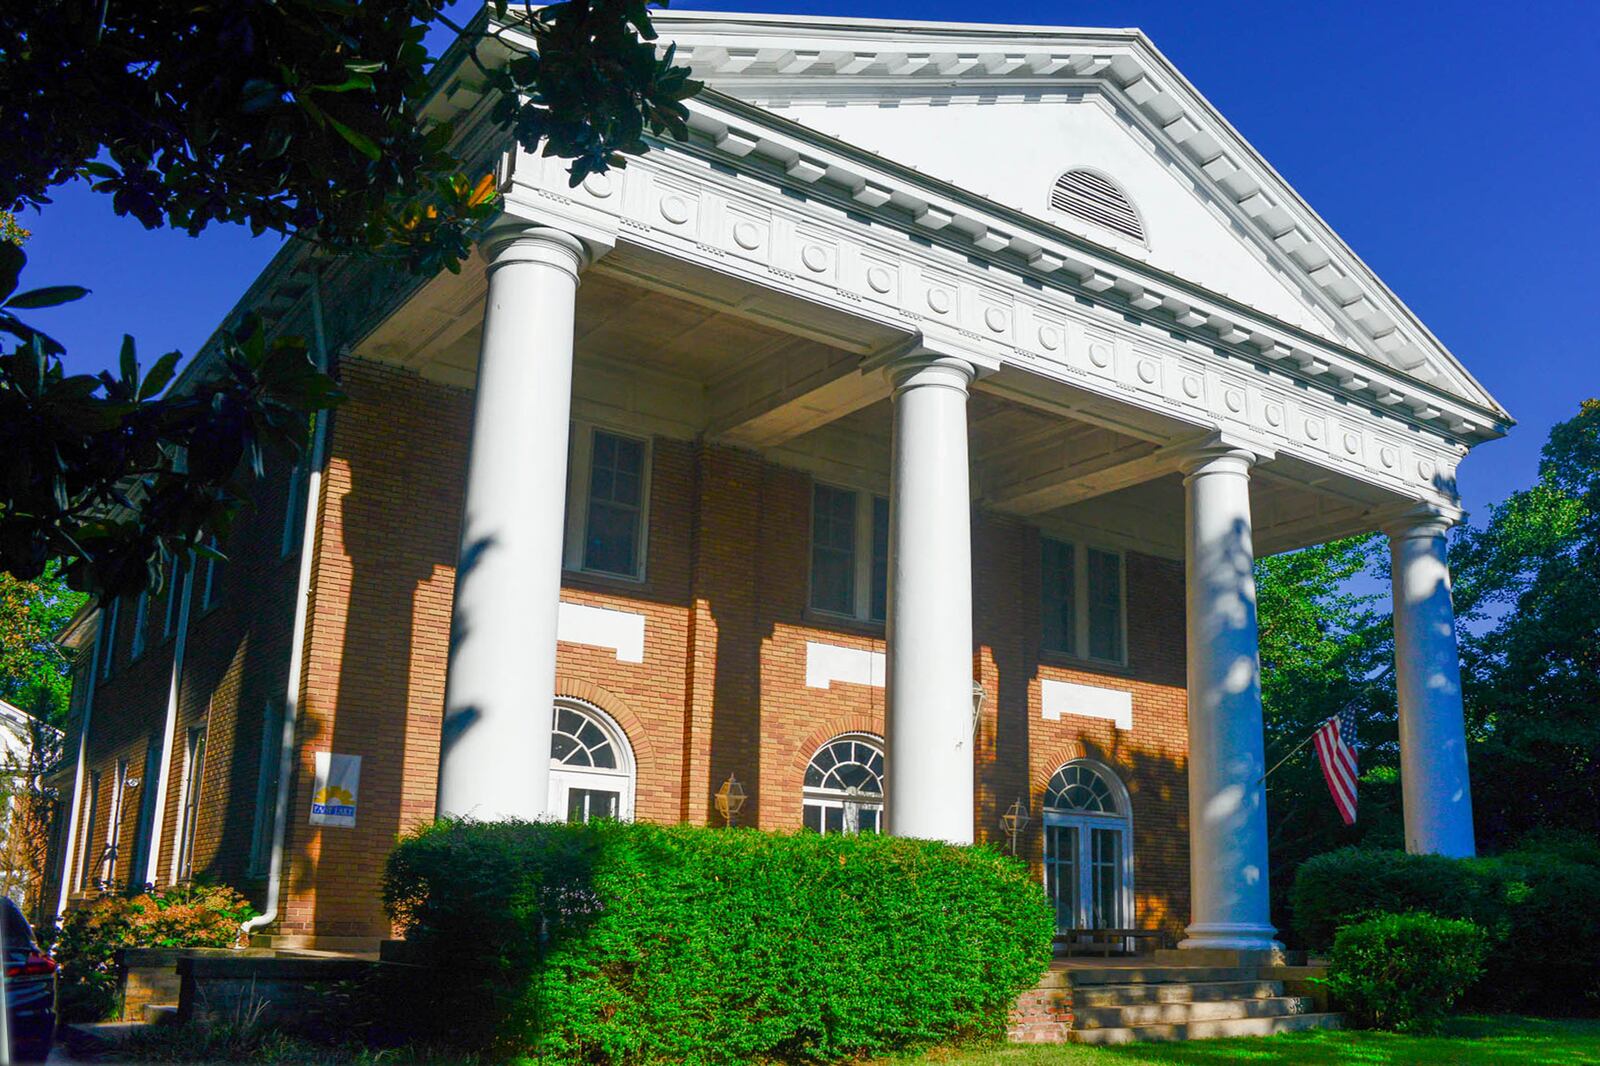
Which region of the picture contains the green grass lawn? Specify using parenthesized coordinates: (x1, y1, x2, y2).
(909, 1017, 1600, 1065)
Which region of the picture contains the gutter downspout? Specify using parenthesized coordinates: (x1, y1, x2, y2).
(244, 264, 331, 940)
(53, 619, 104, 922)
(145, 560, 196, 886)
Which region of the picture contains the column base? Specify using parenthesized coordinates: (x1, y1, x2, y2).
(1179, 923, 1283, 955)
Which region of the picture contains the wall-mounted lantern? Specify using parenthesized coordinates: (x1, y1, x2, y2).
(714, 773, 748, 828)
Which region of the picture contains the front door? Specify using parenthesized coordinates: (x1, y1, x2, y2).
(1043, 814, 1128, 933)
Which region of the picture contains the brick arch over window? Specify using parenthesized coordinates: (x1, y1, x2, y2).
(553, 676, 656, 772)
(790, 713, 886, 780)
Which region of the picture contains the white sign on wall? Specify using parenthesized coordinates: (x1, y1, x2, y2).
(309, 752, 361, 827)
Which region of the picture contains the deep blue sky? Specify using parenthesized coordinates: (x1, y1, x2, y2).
(17, 0, 1597, 521)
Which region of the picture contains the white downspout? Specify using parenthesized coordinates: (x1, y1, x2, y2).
(53, 617, 105, 922)
(244, 265, 331, 940)
(145, 561, 196, 887)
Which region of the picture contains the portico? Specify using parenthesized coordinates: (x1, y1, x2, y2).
(359, 9, 1509, 953)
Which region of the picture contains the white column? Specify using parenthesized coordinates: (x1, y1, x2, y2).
(884, 353, 975, 845)
(438, 224, 591, 820)
(1388, 511, 1475, 857)
(1179, 446, 1280, 952)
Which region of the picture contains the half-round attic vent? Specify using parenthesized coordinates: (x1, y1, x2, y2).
(1050, 170, 1145, 244)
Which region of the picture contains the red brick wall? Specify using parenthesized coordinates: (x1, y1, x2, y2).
(51, 439, 304, 908)
(57, 356, 1192, 945)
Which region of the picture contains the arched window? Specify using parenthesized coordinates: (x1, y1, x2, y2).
(1041, 760, 1133, 935)
(548, 699, 635, 823)
(802, 733, 884, 835)
(1049, 169, 1146, 244)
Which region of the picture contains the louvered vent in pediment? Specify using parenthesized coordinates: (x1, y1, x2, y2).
(1050, 170, 1145, 244)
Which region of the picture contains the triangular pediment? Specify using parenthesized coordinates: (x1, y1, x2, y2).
(644, 11, 1507, 421)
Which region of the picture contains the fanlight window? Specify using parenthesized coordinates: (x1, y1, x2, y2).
(1044, 762, 1119, 814)
(1049, 170, 1145, 244)
(552, 704, 619, 769)
(803, 734, 884, 835)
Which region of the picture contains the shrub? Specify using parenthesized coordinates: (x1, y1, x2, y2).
(1289, 846, 1506, 951)
(1321, 912, 1486, 1032)
(55, 881, 255, 1022)
(380, 819, 1054, 1064)
(1291, 846, 1600, 1014)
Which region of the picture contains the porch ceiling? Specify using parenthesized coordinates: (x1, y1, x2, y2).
(359, 250, 1410, 560)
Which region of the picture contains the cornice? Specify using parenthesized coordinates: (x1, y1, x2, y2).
(503, 126, 1471, 514)
(650, 89, 1505, 445)
(628, 11, 1510, 430)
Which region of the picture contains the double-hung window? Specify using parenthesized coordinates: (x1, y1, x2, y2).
(248, 702, 284, 877)
(202, 537, 225, 611)
(99, 600, 119, 680)
(809, 484, 890, 623)
(1040, 537, 1126, 664)
(564, 425, 650, 580)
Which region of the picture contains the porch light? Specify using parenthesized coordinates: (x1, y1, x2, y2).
(1000, 797, 1031, 856)
(971, 681, 988, 738)
(714, 773, 748, 827)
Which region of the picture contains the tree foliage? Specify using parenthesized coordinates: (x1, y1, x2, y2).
(1257, 400, 1600, 926)
(0, 562, 84, 717)
(0, 0, 703, 603)
(1, 0, 701, 272)
(0, 244, 343, 599)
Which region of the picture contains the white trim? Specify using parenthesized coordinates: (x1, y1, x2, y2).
(1041, 679, 1133, 731)
(804, 641, 885, 690)
(102, 758, 128, 885)
(547, 698, 636, 821)
(562, 422, 653, 581)
(99, 600, 118, 680)
(556, 601, 646, 664)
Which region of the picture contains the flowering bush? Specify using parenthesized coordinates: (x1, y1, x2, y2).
(55, 881, 256, 1022)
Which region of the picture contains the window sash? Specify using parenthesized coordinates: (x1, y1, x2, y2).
(809, 484, 889, 622)
(130, 593, 148, 659)
(99, 601, 119, 680)
(1040, 538, 1076, 654)
(176, 729, 206, 881)
(163, 559, 185, 638)
(248, 703, 283, 876)
(582, 431, 645, 576)
(75, 772, 100, 892)
(1039, 538, 1126, 664)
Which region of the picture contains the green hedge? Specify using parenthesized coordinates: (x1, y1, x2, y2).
(1291, 846, 1600, 1014)
(1322, 912, 1487, 1033)
(380, 819, 1054, 1063)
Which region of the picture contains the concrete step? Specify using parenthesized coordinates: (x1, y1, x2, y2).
(1074, 995, 1316, 1030)
(1056, 965, 1257, 986)
(1074, 979, 1285, 1007)
(1068, 1010, 1343, 1045)
(143, 1002, 180, 1025)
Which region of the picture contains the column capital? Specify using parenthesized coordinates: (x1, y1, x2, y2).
(884, 350, 976, 395)
(1177, 433, 1274, 480)
(479, 223, 596, 283)
(1382, 503, 1463, 542)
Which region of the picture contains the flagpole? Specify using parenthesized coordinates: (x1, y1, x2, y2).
(1257, 729, 1319, 786)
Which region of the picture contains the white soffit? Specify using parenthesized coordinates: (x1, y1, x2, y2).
(644, 10, 1509, 425)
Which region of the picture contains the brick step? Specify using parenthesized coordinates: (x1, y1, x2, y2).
(1074, 979, 1284, 1007)
(1074, 994, 1315, 1029)
(1068, 1010, 1342, 1045)
(1053, 965, 1257, 986)
(142, 1003, 180, 1025)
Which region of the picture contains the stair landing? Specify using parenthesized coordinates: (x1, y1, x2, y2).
(1008, 954, 1341, 1045)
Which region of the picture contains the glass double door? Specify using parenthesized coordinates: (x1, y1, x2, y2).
(1043, 814, 1128, 933)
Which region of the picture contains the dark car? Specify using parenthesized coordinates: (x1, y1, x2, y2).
(1, 898, 56, 1063)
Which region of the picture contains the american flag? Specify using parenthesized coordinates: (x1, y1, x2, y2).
(1313, 705, 1359, 825)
